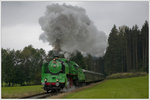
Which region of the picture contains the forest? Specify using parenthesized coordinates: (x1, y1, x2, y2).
(1, 21, 148, 87)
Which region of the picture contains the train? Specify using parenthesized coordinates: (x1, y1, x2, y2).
(41, 56, 104, 92)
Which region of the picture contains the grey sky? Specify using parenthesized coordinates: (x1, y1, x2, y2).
(1, 1, 149, 53)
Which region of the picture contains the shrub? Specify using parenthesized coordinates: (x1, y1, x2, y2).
(106, 72, 147, 79)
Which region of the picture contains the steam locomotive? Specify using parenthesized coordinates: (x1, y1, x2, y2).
(41, 56, 104, 92)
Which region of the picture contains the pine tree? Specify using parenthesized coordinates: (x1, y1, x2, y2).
(141, 21, 149, 72)
(104, 25, 120, 74)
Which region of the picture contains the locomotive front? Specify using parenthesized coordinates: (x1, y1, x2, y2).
(41, 58, 67, 92)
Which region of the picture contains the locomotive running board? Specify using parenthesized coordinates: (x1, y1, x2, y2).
(82, 69, 104, 75)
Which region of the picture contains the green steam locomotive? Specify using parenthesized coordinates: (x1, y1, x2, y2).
(41, 57, 104, 92)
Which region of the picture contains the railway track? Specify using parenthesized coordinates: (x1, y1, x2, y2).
(20, 81, 103, 99)
(20, 91, 60, 99)
(20, 87, 77, 99)
(20, 86, 79, 99)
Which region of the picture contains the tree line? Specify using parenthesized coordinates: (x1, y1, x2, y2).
(2, 46, 46, 86)
(1, 21, 148, 87)
(104, 21, 148, 75)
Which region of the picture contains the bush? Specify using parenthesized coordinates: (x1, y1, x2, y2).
(106, 72, 148, 79)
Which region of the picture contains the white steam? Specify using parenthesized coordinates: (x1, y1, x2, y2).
(39, 4, 107, 57)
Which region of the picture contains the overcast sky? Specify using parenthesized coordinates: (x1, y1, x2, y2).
(1, 1, 149, 53)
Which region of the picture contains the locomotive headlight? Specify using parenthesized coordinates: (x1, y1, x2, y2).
(56, 82, 59, 86)
(42, 82, 45, 85)
(56, 79, 59, 82)
(44, 78, 47, 82)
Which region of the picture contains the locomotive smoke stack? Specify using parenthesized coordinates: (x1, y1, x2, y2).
(53, 39, 61, 57)
(54, 39, 61, 51)
(39, 4, 108, 57)
(53, 39, 61, 51)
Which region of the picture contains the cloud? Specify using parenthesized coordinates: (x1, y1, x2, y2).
(1, 24, 52, 52)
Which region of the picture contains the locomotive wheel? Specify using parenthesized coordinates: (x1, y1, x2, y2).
(47, 90, 49, 93)
(74, 80, 79, 87)
(47, 90, 51, 93)
(56, 89, 61, 93)
(69, 77, 73, 88)
(66, 80, 70, 89)
(81, 82, 86, 86)
(66, 77, 73, 89)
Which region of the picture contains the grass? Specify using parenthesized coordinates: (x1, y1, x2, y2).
(63, 76, 149, 99)
(2, 85, 45, 98)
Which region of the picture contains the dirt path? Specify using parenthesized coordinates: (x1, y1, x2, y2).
(49, 81, 104, 99)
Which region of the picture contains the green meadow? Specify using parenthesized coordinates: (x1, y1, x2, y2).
(2, 75, 148, 99)
(63, 76, 149, 99)
(2, 85, 44, 98)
